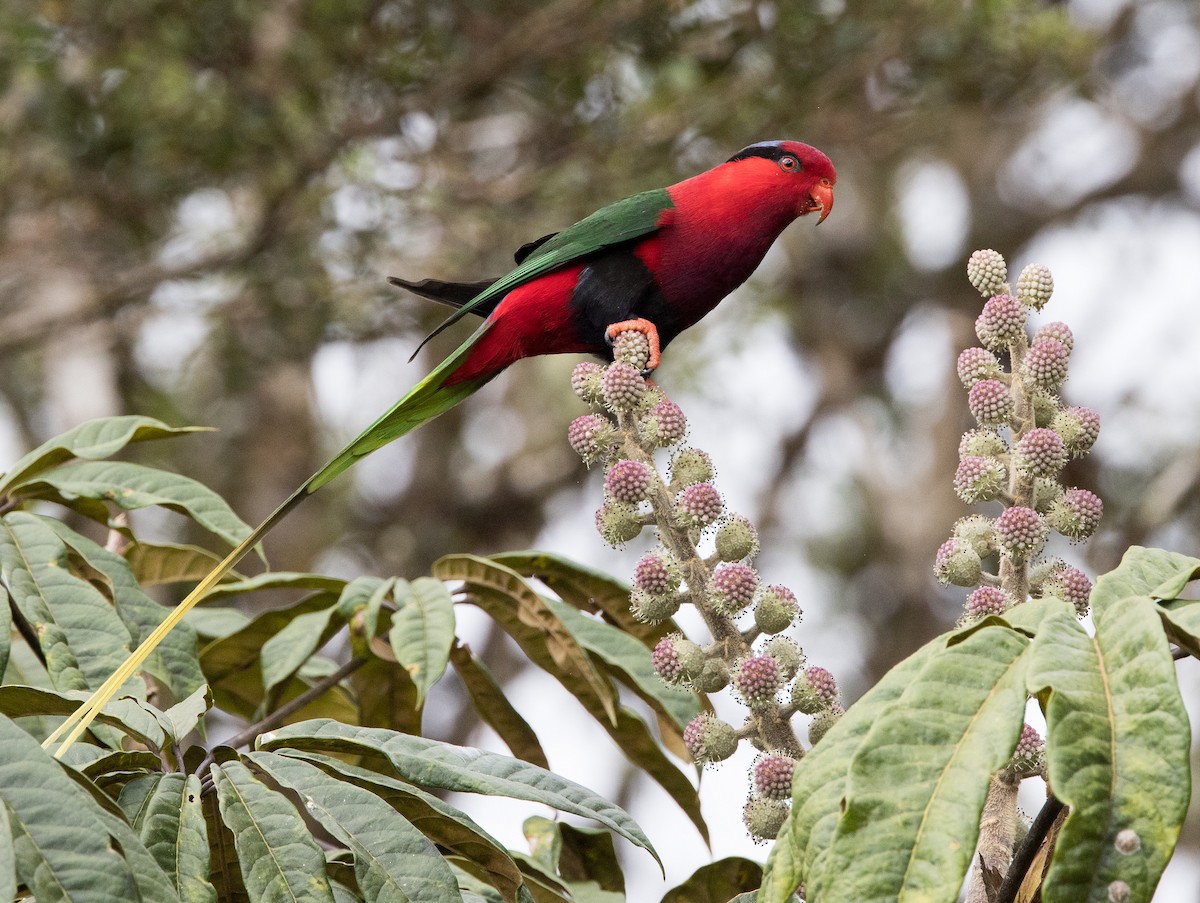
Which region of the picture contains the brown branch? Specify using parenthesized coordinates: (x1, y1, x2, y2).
(996, 794, 1066, 903)
(194, 655, 367, 781)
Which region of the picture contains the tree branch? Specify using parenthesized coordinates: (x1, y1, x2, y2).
(996, 794, 1066, 903)
(195, 655, 367, 781)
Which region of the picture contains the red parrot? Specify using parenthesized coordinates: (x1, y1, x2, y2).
(49, 140, 835, 751)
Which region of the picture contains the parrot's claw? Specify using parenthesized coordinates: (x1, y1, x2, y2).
(605, 318, 661, 376)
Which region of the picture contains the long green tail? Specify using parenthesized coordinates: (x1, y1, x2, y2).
(44, 322, 493, 756)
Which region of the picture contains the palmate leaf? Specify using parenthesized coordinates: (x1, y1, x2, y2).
(539, 594, 700, 733)
(522, 817, 625, 896)
(0, 415, 209, 495)
(1031, 548, 1192, 903)
(389, 577, 456, 706)
(449, 641, 549, 769)
(162, 683, 213, 741)
(434, 554, 618, 726)
(45, 516, 205, 701)
(435, 556, 704, 840)
(260, 603, 346, 699)
(0, 582, 10, 679)
(759, 637, 941, 903)
(813, 623, 1031, 902)
(124, 540, 230, 586)
(135, 773, 213, 903)
(0, 713, 146, 902)
(201, 570, 349, 603)
(350, 655, 423, 734)
(490, 551, 673, 647)
(0, 684, 166, 750)
(15, 459, 252, 548)
(201, 787, 249, 903)
(78, 748, 162, 783)
(259, 718, 661, 868)
(0, 804, 15, 903)
(661, 857, 763, 903)
(246, 752, 463, 903)
(0, 511, 140, 694)
(89, 792, 186, 903)
(276, 750, 526, 903)
(200, 592, 339, 718)
(210, 760, 336, 903)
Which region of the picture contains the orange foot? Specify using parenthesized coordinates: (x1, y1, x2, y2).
(604, 318, 661, 375)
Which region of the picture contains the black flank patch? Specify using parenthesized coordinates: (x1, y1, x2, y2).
(569, 246, 684, 356)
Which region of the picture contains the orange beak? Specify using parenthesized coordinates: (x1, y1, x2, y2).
(809, 179, 834, 224)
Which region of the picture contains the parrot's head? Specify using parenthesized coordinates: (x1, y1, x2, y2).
(727, 140, 836, 223)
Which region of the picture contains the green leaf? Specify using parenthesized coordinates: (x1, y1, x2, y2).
(540, 594, 700, 731)
(994, 595, 1069, 636)
(45, 515, 205, 700)
(816, 624, 1031, 902)
(434, 554, 618, 727)
(89, 792, 184, 903)
(598, 704, 708, 846)
(17, 459, 252, 548)
(0, 511, 140, 693)
(200, 593, 336, 718)
(78, 748, 162, 782)
(259, 719, 660, 867)
(522, 817, 625, 896)
(184, 606, 251, 639)
(202, 785, 249, 902)
(490, 550, 673, 647)
(436, 560, 702, 841)
(1160, 600, 1200, 658)
(389, 577, 456, 707)
(0, 583, 10, 679)
(451, 863, 510, 903)
(0, 415, 209, 495)
(276, 750, 525, 903)
(760, 637, 942, 903)
(1031, 551, 1191, 903)
(261, 604, 346, 698)
(162, 683, 213, 742)
(125, 540, 230, 586)
(334, 575, 389, 621)
(247, 752, 463, 903)
(0, 713, 141, 902)
(435, 559, 700, 838)
(138, 774, 215, 903)
(349, 655, 423, 734)
(449, 641, 548, 769)
(0, 804, 14, 903)
(1092, 546, 1200, 606)
(660, 857, 763, 903)
(203, 571, 349, 603)
(210, 760, 336, 903)
(0, 684, 166, 750)
(119, 773, 167, 827)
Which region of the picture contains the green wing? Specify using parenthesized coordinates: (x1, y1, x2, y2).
(410, 186, 674, 356)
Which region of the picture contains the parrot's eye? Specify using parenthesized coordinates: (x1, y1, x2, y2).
(778, 155, 800, 172)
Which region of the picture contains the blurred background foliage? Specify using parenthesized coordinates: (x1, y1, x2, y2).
(2, 0, 1199, 894)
